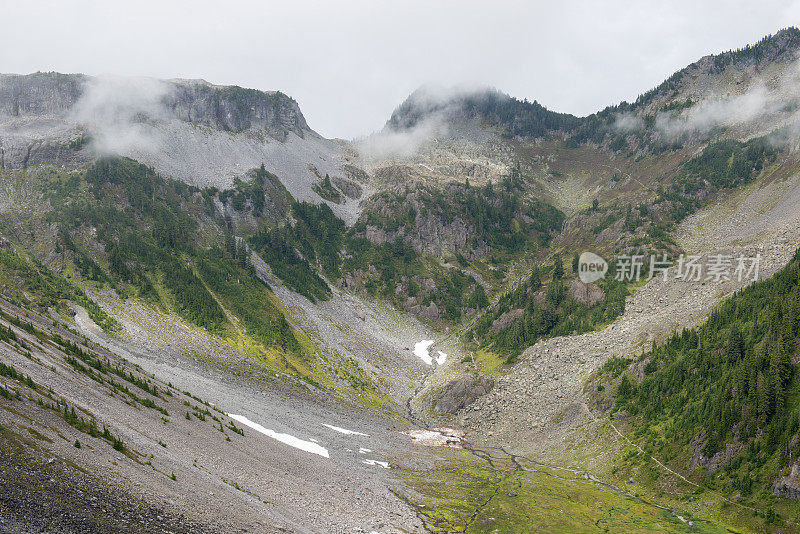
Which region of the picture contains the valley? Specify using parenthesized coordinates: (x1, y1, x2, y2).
(4, 27, 800, 534)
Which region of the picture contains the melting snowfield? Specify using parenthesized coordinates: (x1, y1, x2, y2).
(413, 340, 447, 365)
(320, 423, 388, 468)
(413, 340, 434, 364)
(403, 428, 463, 447)
(362, 459, 390, 469)
(323, 423, 369, 436)
(227, 413, 330, 458)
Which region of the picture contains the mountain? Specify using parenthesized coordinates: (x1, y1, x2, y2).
(0, 72, 309, 136)
(378, 27, 800, 168)
(386, 85, 582, 138)
(4, 28, 800, 533)
(0, 72, 366, 223)
(632, 26, 800, 111)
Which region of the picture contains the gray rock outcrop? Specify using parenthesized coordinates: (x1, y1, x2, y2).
(568, 279, 605, 306)
(773, 460, 800, 500)
(435, 375, 495, 414)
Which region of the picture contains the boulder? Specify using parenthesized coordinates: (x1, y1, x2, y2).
(491, 308, 524, 330)
(435, 375, 495, 414)
(332, 176, 363, 199)
(419, 302, 440, 320)
(773, 461, 800, 501)
(569, 279, 605, 306)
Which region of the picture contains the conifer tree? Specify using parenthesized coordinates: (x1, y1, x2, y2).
(727, 326, 744, 364)
(552, 255, 564, 280)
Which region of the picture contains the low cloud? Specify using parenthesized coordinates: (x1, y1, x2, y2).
(654, 84, 781, 140)
(613, 112, 644, 132)
(613, 56, 800, 143)
(355, 114, 449, 160)
(355, 83, 494, 160)
(70, 75, 173, 154)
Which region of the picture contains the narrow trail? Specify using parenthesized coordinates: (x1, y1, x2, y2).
(452, 438, 712, 533)
(404, 233, 800, 531)
(584, 407, 799, 527)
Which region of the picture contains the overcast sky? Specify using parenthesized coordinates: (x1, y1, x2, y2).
(2, 1, 800, 139)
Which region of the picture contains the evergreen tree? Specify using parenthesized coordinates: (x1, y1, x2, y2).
(552, 255, 564, 280)
(529, 268, 542, 290)
(468, 284, 489, 309)
(727, 326, 744, 364)
(225, 234, 236, 257)
(618, 374, 634, 397)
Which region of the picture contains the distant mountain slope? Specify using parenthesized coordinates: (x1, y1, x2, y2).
(380, 27, 800, 161)
(5, 25, 800, 534)
(0, 72, 366, 223)
(632, 26, 800, 111)
(570, 27, 800, 151)
(386, 85, 582, 139)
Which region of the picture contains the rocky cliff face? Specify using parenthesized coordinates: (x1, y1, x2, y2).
(0, 73, 309, 140)
(0, 72, 366, 223)
(0, 73, 90, 170)
(167, 81, 309, 139)
(773, 459, 800, 500)
(0, 72, 87, 117)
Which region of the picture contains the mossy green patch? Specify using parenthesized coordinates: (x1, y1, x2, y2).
(398, 447, 730, 533)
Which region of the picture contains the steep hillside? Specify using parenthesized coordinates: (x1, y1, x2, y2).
(570, 27, 800, 153)
(386, 85, 582, 138)
(604, 249, 800, 506)
(0, 73, 367, 223)
(6, 27, 800, 534)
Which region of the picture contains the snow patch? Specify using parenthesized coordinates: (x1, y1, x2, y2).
(413, 340, 434, 365)
(402, 428, 463, 448)
(322, 423, 369, 436)
(413, 340, 447, 366)
(359, 447, 371, 454)
(362, 458, 390, 469)
(227, 414, 329, 458)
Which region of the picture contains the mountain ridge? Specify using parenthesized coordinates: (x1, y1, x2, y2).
(0, 72, 311, 138)
(5, 26, 800, 534)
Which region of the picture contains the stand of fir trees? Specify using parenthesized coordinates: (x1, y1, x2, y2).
(612, 248, 800, 497)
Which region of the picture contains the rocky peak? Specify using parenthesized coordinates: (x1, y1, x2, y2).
(386, 85, 501, 130)
(702, 26, 800, 72)
(0, 72, 87, 117)
(386, 85, 581, 138)
(632, 26, 800, 110)
(167, 80, 310, 139)
(0, 72, 311, 140)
